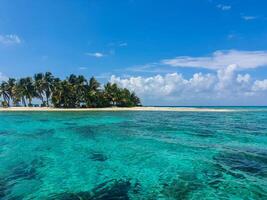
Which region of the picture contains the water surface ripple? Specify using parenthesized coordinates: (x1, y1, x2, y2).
(0, 109, 267, 199)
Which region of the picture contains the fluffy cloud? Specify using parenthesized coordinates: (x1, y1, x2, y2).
(111, 67, 267, 105)
(236, 74, 251, 84)
(252, 80, 267, 91)
(161, 50, 267, 70)
(85, 52, 104, 58)
(217, 4, 231, 11)
(0, 34, 21, 45)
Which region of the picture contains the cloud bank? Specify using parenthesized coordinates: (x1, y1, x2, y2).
(161, 50, 267, 70)
(111, 66, 267, 106)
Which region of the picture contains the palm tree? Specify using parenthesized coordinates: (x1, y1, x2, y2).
(130, 92, 141, 106)
(66, 74, 80, 107)
(1, 72, 141, 108)
(61, 79, 75, 108)
(51, 78, 62, 107)
(34, 73, 45, 105)
(24, 77, 36, 106)
(15, 77, 35, 106)
(76, 75, 87, 107)
(13, 79, 27, 107)
(85, 77, 101, 107)
(6, 78, 16, 106)
(89, 77, 100, 91)
(104, 83, 120, 106)
(43, 72, 54, 106)
(117, 88, 131, 107)
(11, 83, 21, 106)
(0, 81, 9, 107)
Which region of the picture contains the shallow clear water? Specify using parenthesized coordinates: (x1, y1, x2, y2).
(0, 109, 267, 199)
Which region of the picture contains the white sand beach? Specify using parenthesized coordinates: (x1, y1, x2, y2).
(0, 106, 233, 112)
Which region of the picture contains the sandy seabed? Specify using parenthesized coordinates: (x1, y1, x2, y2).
(0, 106, 234, 112)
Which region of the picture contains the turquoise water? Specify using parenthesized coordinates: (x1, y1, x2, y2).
(0, 109, 267, 199)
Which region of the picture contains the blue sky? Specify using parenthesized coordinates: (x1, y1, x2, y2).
(0, 0, 267, 105)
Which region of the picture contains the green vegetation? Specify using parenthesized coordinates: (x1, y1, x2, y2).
(0, 72, 141, 108)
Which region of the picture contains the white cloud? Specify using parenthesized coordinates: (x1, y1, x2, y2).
(236, 74, 251, 84)
(111, 72, 217, 100)
(161, 50, 267, 70)
(217, 4, 231, 11)
(215, 64, 237, 91)
(85, 52, 104, 58)
(242, 16, 257, 21)
(110, 67, 267, 105)
(252, 80, 267, 91)
(113, 49, 267, 105)
(0, 34, 21, 45)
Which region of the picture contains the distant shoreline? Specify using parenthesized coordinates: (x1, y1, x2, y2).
(0, 106, 234, 112)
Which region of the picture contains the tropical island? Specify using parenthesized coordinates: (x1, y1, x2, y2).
(0, 72, 236, 112)
(0, 72, 141, 108)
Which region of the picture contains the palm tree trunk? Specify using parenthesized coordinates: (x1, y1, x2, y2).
(22, 97, 27, 107)
(46, 96, 49, 107)
(40, 96, 44, 105)
(3, 94, 9, 107)
(28, 98, 32, 106)
(7, 98, 10, 107)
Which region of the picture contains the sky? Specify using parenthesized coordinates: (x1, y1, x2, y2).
(0, 0, 267, 106)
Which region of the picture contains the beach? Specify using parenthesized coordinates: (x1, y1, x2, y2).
(0, 106, 234, 112)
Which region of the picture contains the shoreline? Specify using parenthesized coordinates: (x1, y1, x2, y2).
(0, 106, 235, 112)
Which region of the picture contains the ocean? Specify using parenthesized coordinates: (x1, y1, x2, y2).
(0, 108, 267, 199)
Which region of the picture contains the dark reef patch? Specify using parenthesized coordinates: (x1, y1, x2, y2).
(49, 179, 131, 200)
(35, 129, 55, 137)
(202, 168, 224, 189)
(117, 122, 141, 129)
(180, 127, 216, 138)
(194, 129, 215, 137)
(0, 177, 8, 199)
(89, 152, 108, 162)
(7, 158, 45, 183)
(132, 182, 141, 194)
(161, 174, 202, 199)
(89, 179, 131, 200)
(145, 125, 178, 133)
(213, 148, 267, 177)
(38, 119, 50, 122)
(234, 124, 265, 132)
(0, 177, 23, 200)
(215, 163, 245, 179)
(0, 158, 44, 199)
(8, 163, 37, 182)
(0, 131, 9, 136)
(63, 122, 78, 126)
(70, 125, 96, 138)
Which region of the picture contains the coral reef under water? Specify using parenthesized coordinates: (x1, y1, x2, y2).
(49, 179, 131, 200)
